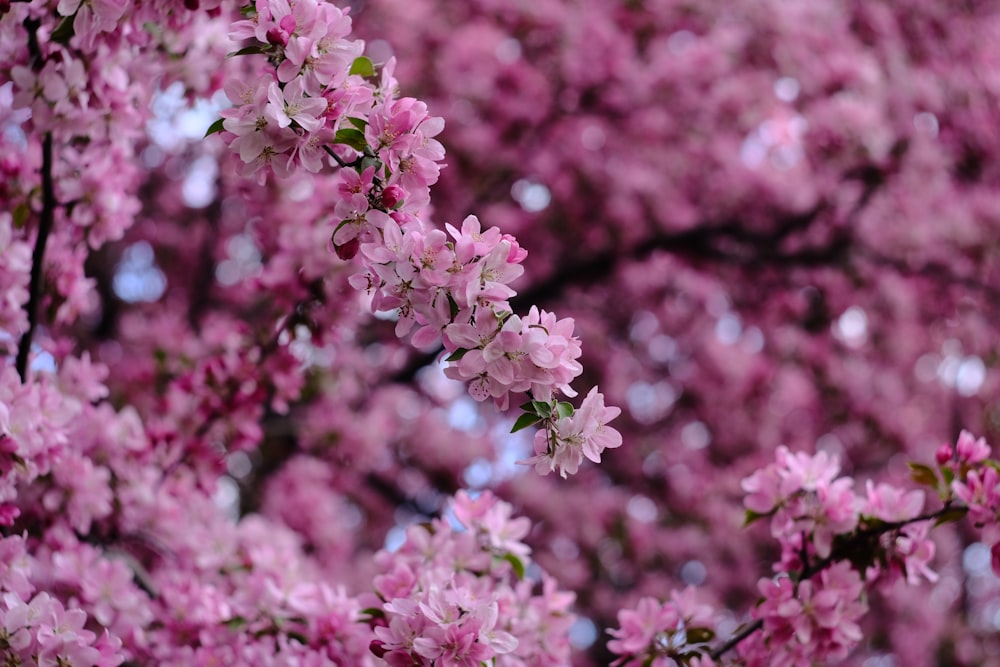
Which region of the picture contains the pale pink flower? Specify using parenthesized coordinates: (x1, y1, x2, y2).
(864, 480, 924, 523)
(607, 597, 680, 656)
(956, 430, 991, 464)
(266, 77, 327, 132)
(952, 466, 1000, 525)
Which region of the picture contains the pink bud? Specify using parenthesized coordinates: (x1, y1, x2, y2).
(334, 237, 360, 260)
(381, 185, 405, 208)
(991, 542, 1000, 578)
(501, 234, 528, 263)
(935, 443, 953, 465)
(0, 504, 19, 526)
(266, 27, 289, 47)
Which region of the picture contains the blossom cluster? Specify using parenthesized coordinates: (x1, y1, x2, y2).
(606, 589, 717, 667)
(218, 0, 623, 477)
(369, 491, 575, 666)
(0, 534, 122, 667)
(0, 1, 233, 347)
(741, 445, 935, 580)
(608, 434, 992, 665)
(734, 437, 979, 664)
(0, 346, 584, 666)
(933, 431, 1000, 572)
(738, 562, 866, 667)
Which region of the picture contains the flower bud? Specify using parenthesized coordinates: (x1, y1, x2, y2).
(266, 27, 289, 47)
(334, 236, 360, 260)
(381, 184, 405, 208)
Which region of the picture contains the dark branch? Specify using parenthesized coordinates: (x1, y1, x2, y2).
(709, 619, 763, 661)
(323, 144, 351, 169)
(15, 132, 55, 382)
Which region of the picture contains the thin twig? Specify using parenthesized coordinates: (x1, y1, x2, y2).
(709, 619, 763, 661)
(323, 144, 350, 169)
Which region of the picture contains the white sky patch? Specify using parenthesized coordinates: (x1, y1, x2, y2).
(114, 241, 166, 303)
(833, 306, 867, 347)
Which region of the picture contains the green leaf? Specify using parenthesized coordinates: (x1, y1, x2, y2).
(502, 553, 526, 579)
(744, 508, 769, 526)
(530, 400, 552, 417)
(346, 116, 368, 130)
(333, 127, 368, 151)
(51, 14, 76, 46)
(12, 203, 30, 229)
(941, 465, 955, 485)
(934, 505, 968, 527)
(349, 56, 376, 77)
(359, 607, 385, 620)
(224, 616, 248, 630)
(908, 462, 939, 488)
(685, 627, 715, 644)
(239, 3, 257, 16)
(227, 45, 268, 59)
(556, 401, 574, 419)
(445, 348, 468, 362)
(511, 413, 542, 433)
(204, 118, 226, 138)
(447, 293, 459, 320)
(360, 155, 383, 175)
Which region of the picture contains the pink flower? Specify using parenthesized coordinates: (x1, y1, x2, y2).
(864, 480, 924, 523)
(524, 387, 622, 478)
(607, 597, 680, 656)
(265, 77, 327, 132)
(956, 430, 991, 464)
(750, 563, 866, 666)
(952, 466, 1000, 525)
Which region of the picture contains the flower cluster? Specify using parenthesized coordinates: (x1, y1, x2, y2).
(607, 434, 993, 665)
(1, 0, 233, 358)
(219, 0, 623, 477)
(739, 562, 866, 667)
(520, 386, 623, 478)
(741, 445, 935, 579)
(223, 0, 368, 181)
(1, 587, 122, 667)
(606, 589, 717, 667)
(933, 431, 1000, 574)
(368, 491, 575, 666)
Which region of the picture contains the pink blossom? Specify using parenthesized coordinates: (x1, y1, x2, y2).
(956, 430, 991, 464)
(864, 480, 924, 523)
(952, 466, 1000, 526)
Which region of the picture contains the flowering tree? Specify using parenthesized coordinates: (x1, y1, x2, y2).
(1, 0, 1000, 666)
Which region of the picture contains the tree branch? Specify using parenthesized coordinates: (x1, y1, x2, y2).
(709, 619, 763, 661)
(706, 503, 960, 661)
(15, 132, 55, 382)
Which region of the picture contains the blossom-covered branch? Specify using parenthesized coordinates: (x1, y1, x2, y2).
(607, 431, 998, 666)
(217, 0, 623, 477)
